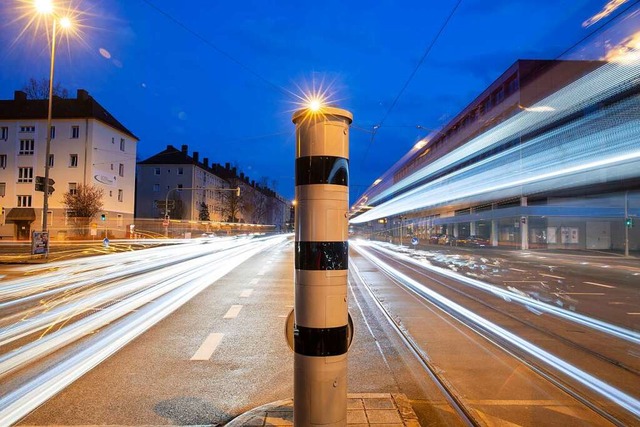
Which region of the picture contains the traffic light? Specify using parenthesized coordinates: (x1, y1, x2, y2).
(101, 214, 106, 221)
(625, 217, 634, 228)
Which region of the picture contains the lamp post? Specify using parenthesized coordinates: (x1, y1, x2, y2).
(37, 1, 72, 233)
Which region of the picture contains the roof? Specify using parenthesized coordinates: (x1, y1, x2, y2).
(5, 208, 36, 222)
(137, 145, 195, 165)
(0, 90, 138, 140)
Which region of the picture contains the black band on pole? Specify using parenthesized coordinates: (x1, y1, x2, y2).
(294, 324, 349, 356)
(295, 156, 349, 186)
(295, 241, 348, 270)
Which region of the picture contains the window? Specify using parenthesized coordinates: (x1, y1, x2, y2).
(111, 137, 115, 144)
(153, 184, 160, 192)
(71, 126, 80, 138)
(118, 189, 123, 202)
(69, 182, 77, 195)
(110, 163, 114, 171)
(178, 167, 184, 175)
(19, 139, 34, 155)
(20, 126, 35, 133)
(120, 138, 125, 151)
(177, 184, 183, 191)
(17, 195, 32, 207)
(48, 154, 54, 168)
(69, 154, 78, 167)
(50, 126, 56, 140)
(1, 127, 7, 140)
(0, 182, 5, 197)
(154, 167, 160, 175)
(117, 214, 123, 227)
(119, 163, 124, 177)
(18, 167, 33, 183)
(0, 154, 6, 168)
(109, 190, 113, 197)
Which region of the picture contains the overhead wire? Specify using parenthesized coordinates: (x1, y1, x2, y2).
(361, 0, 463, 164)
(139, 0, 295, 100)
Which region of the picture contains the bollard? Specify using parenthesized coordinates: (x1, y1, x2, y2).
(292, 106, 352, 426)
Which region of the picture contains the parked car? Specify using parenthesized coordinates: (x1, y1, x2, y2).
(438, 234, 457, 245)
(459, 235, 489, 247)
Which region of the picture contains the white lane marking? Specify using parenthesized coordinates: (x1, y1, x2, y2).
(509, 268, 527, 273)
(628, 313, 640, 315)
(540, 273, 565, 279)
(191, 333, 224, 360)
(583, 281, 615, 289)
(249, 278, 259, 285)
(562, 292, 605, 296)
(257, 270, 267, 276)
(240, 289, 253, 298)
(278, 314, 288, 318)
(224, 305, 243, 319)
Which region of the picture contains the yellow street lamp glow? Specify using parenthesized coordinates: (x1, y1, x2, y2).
(35, 0, 53, 14)
(59, 16, 72, 28)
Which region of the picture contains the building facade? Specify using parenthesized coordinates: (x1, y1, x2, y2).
(0, 90, 138, 240)
(136, 145, 290, 231)
(351, 59, 640, 252)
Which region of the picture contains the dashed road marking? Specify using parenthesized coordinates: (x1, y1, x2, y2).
(249, 278, 259, 285)
(509, 268, 527, 273)
(240, 289, 254, 298)
(257, 270, 267, 276)
(224, 305, 243, 319)
(191, 333, 224, 360)
(540, 273, 565, 279)
(583, 281, 615, 289)
(627, 312, 640, 315)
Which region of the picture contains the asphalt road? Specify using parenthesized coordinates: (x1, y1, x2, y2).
(1, 238, 637, 426)
(7, 238, 459, 426)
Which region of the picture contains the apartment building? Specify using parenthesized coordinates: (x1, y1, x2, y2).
(0, 89, 138, 239)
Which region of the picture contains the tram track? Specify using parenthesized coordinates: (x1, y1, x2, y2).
(350, 241, 640, 426)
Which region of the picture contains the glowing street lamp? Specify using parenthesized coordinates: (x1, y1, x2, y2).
(35, 0, 74, 235)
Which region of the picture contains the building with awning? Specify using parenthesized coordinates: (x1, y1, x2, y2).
(0, 89, 138, 240)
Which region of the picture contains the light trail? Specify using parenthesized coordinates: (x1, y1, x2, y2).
(351, 241, 640, 417)
(351, 60, 640, 223)
(354, 241, 640, 345)
(0, 235, 287, 425)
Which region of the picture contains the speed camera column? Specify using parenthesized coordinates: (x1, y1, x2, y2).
(292, 106, 353, 426)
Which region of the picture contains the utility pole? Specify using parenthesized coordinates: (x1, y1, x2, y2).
(292, 105, 353, 426)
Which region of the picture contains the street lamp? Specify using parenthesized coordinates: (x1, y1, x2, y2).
(36, 0, 73, 233)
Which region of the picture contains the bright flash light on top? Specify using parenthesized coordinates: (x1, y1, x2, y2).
(308, 98, 323, 111)
(290, 76, 342, 116)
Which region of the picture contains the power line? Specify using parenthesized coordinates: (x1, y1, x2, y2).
(362, 0, 463, 163)
(140, 0, 294, 100)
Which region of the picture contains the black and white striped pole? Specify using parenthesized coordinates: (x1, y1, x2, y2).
(291, 105, 353, 426)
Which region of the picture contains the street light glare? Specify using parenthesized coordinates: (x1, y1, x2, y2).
(35, 0, 53, 14)
(59, 16, 72, 28)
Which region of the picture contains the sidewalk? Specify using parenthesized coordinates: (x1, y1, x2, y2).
(225, 393, 419, 426)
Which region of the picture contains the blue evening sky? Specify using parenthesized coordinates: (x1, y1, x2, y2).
(0, 0, 632, 202)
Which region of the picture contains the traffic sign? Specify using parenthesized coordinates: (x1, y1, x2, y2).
(411, 237, 419, 245)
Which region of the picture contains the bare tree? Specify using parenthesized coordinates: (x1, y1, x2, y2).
(63, 184, 104, 218)
(63, 185, 104, 236)
(22, 78, 69, 99)
(220, 179, 245, 223)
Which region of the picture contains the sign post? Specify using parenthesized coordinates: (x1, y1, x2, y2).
(291, 105, 352, 426)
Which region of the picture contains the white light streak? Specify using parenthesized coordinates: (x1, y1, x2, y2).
(352, 242, 640, 416)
